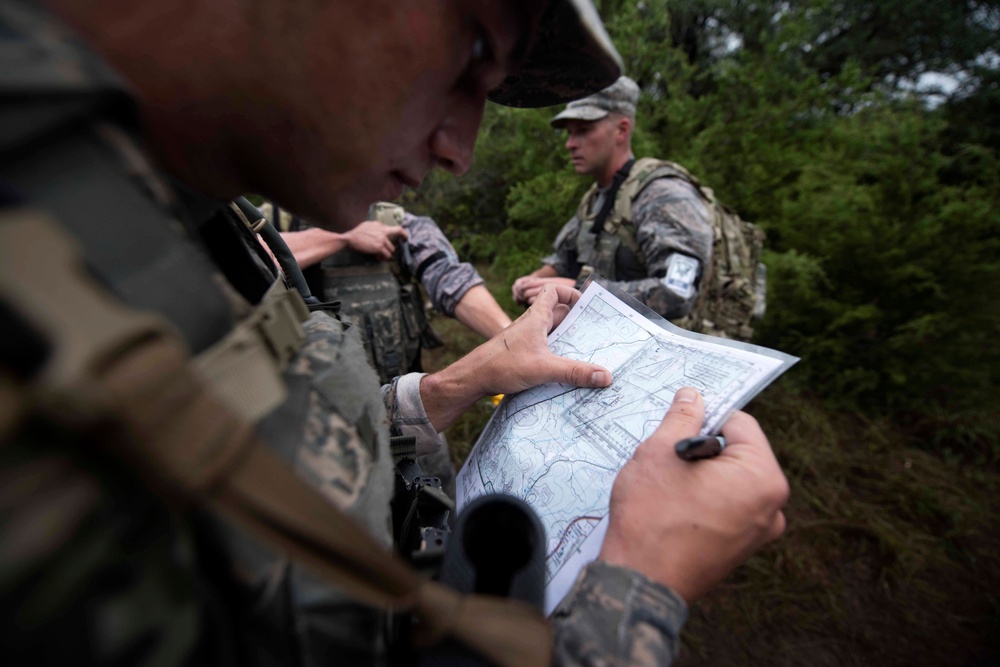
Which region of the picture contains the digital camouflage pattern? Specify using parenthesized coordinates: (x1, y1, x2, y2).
(550, 76, 639, 127)
(315, 205, 483, 496)
(319, 206, 484, 385)
(402, 212, 484, 316)
(0, 4, 213, 661)
(552, 561, 687, 666)
(621, 159, 766, 342)
(206, 310, 397, 666)
(546, 156, 765, 341)
(0, 423, 208, 664)
(2, 2, 692, 666)
(544, 162, 714, 319)
(0, 5, 399, 662)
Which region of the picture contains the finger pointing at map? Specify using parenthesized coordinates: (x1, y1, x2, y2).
(420, 283, 613, 432)
(455, 280, 797, 613)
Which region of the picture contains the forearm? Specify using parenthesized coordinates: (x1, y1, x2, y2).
(281, 228, 350, 268)
(551, 561, 687, 667)
(453, 285, 512, 339)
(532, 264, 561, 278)
(420, 284, 612, 432)
(418, 356, 490, 432)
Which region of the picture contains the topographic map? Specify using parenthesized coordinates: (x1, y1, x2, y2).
(455, 281, 797, 613)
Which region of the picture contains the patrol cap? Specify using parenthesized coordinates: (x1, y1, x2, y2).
(488, 0, 623, 108)
(549, 76, 639, 128)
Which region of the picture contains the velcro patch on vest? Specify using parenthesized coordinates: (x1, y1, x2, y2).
(663, 253, 699, 299)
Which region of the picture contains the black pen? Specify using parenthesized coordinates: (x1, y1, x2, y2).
(675, 435, 726, 461)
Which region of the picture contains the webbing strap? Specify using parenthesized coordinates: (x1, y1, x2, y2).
(0, 210, 551, 666)
(194, 278, 309, 422)
(323, 262, 394, 278)
(589, 158, 634, 237)
(390, 434, 419, 462)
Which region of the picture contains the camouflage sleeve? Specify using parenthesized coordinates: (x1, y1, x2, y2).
(402, 213, 484, 316)
(381, 372, 444, 456)
(551, 561, 688, 666)
(616, 177, 714, 319)
(541, 215, 583, 276)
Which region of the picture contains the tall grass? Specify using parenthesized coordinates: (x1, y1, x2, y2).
(423, 267, 1000, 667)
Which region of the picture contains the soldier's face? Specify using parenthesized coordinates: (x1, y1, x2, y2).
(564, 117, 618, 178)
(245, 0, 541, 230)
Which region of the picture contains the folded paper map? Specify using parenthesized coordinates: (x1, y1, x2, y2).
(456, 278, 798, 614)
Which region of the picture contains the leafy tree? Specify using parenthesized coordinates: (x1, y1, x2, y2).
(407, 0, 1000, 449)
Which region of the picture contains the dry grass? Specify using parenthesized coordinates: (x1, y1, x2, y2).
(422, 268, 1000, 666)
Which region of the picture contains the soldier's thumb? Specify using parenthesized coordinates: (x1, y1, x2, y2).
(648, 387, 705, 452)
(543, 355, 612, 389)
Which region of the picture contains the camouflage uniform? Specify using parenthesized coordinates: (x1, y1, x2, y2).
(310, 207, 485, 385)
(544, 77, 714, 321)
(0, 3, 688, 666)
(544, 171, 714, 320)
(296, 207, 485, 497)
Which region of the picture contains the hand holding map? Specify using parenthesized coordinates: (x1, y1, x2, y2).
(600, 388, 789, 604)
(456, 279, 797, 613)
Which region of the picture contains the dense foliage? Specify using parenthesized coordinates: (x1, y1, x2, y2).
(405, 0, 1000, 456)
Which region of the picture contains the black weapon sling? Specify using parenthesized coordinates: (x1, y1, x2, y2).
(588, 157, 635, 238)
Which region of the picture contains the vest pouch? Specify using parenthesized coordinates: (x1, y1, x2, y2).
(398, 282, 443, 351)
(363, 308, 404, 382)
(398, 283, 424, 353)
(591, 231, 622, 280)
(574, 232, 598, 275)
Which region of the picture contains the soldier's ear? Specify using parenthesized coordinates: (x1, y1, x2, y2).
(615, 115, 632, 141)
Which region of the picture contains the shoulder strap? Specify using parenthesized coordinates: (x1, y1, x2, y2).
(618, 158, 713, 220)
(230, 197, 320, 305)
(0, 210, 552, 667)
(588, 158, 634, 237)
(608, 158, 718, 271)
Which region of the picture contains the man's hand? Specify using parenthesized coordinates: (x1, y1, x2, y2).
(512, 275, 576, 306)
(599, 387, 789, 604)
(420, 284, 611, 430)
(344, 220, 409, 260)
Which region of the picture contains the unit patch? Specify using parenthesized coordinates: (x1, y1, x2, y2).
(663, 253, 699, 299)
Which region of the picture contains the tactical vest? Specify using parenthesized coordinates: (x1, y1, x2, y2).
(0, 13, 549, 662)
(574, 157, 766, 341)
(320, 202, 438, 384)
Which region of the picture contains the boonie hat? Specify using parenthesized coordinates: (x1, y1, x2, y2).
(488, 0, 623, 108)
(549, 76, 639, 128)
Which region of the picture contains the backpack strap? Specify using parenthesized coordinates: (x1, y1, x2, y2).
(0, 209, 552, 667)
(605, 158, 685, 271)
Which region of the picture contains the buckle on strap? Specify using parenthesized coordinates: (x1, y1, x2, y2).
(253, 280, 310, 368)
(194, 280, 309, 423)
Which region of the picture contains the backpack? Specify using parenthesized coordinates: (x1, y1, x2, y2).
(582, 157, 766, 341)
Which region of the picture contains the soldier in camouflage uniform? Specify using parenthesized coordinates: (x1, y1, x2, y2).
(272, 201, 512, 384)
(272, 200, 511, 497)
(1, 2, 789, 667)
(512, 76, 715, 321)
